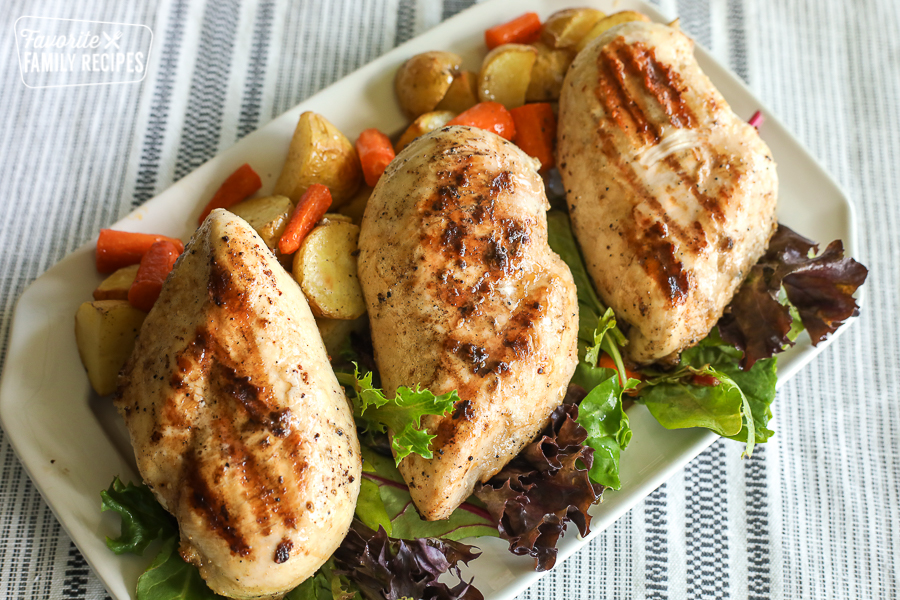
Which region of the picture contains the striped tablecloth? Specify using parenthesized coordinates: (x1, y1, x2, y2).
(0, 0, 897, 598)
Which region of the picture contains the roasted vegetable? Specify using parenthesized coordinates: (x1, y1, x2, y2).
(394, 51, 462, 119)
(228, 195, 293, 249)
(75, 300, 146, 395)
(394, 110, 456, 153)
(477, 43, 538, 109)
(338, 186, 373, 225)
(540, 8, 605, 49)
(576, 11, 651, 52)
(435, 71, 479, 114)
(273, 111, 361, 208)
(93, 264, 140, 301)
(525, 42, 574, 102)
(293, 220, 366, 320)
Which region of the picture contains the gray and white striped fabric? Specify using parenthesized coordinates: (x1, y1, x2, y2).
(0, 0, 897, 598)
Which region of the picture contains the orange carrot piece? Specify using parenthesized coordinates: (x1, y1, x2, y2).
(447, 102, 516, 140)
(277, 184, 333, 255)
(96, 229, 185, 274)
(127, 240, 182, 312)
(485, 12, 542, 49)
(197, 163, 262, 225)
(598, 353, 642, 383)
(356, 128, 396, 187)
(510, 103, 557, 171)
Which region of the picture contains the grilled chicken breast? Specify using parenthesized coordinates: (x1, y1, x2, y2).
(558, 21, 778, 364)
(115, 210, 360, 599)
(358, 126, 579, 521)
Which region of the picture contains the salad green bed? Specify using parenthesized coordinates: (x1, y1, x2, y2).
(102, 206, 865, 600)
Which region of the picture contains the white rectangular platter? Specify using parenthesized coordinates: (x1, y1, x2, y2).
(0, 0, 860, 598)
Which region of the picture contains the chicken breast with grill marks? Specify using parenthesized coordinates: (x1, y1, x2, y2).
(558, 21, 778, 364)
(358, 126, 579, 521)
(115, 210, 360, 599)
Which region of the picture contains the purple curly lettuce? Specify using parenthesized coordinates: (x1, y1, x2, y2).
(333, 520, 483, 600)
(474, 402, 603, 571)
(719, 224, 868, 369)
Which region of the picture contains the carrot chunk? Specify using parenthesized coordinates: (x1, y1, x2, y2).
(197, 163, 262, 225)
(127, 240, 182, 312)
(356, 128, 396, 187)
(277, 184, 333, 255)
(510, 103, 557, 171)
(485, 12, 542, 49)
(447, 102, 516, 140)
(598, 353, 642, 383)
(96, 229, 184, 274)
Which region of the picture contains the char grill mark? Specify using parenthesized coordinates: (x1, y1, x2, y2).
(184, 453, 251, 558)
(594, 133, 692, 304)
(620, 42, 695, 129)
(425, 166, 531, 319)
(596, 39, 697, 140)
(161, 254, 305, 552)
(640, 222, 692, 305)
(597, 47, 656, 145)
(593, 37, 737, 303)
(425, 162, 543, 379)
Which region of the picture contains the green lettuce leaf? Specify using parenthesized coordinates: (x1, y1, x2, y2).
(641, 368, 744, 435)
(548, 211, 634, 487)
(286, 560, 355, 600)
(101, 477, 176, 556)
(359, 446, 498, 542)
(547, 211, 628, 373)
(572, 366, 635, 489)
(638, 332, 776, 456)
(355, 477, 393, 536)
(135, 536, 221, 600)
(335, 366, 458, 464)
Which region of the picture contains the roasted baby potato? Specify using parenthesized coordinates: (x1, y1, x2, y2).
(315, 315, 368, 358)
(435, 71, 479, 114)
(477, 44, 538, 109)
(273, 111, 362, 208)
(338, 186, 372, 225)
(525, 42, 575, 102)
(93, 264, 139, 301)
(228, 195, 293, 249)
(75, 300, 147, 395)
(395, 51, 462, 119)
(576, 11, 651, 52)
(293, 220, 366, 320)
(541, 8, 605, 49)
(319, 212, 353, 225)
(394, 110, 456, 153)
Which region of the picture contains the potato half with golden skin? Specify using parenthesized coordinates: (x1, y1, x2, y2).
(293, 220, 366, 320)
(338, 185, 373, 225)
(75, 299, 146, 395)
(541, 7, 605, 49)
(394, 110, 457, 153)
(394, 51, 462, 119)
(93, 264, 140, 301)
(229, 195, 293, 249)
(435, 71, 479, 114)
(273, 111, 362, 208)
(477, 43, 538, 109)
(526, 42, 575, 102)
(576, 11, 651, 52)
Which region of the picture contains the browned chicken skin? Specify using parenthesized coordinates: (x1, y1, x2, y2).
(558, 22, 778, 364)
(358, 126, 579, 521)
(115, 210, 360, 599)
